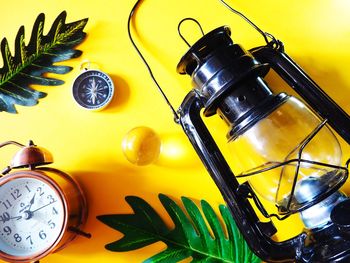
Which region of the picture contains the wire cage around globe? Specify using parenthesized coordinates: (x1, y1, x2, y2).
(230, 99, 349, 216)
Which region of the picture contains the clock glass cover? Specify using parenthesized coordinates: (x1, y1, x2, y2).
(0, 177, 65, 258)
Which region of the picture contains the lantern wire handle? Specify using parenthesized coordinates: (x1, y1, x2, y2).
(218, 0, 278, 46)
(128, 0, 180, 123)
(178, 18, 205, 48)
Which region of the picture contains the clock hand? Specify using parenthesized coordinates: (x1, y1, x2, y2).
(27, 193, 36, 211)
(19, 193, 36, 213)
(10, 215, 22, 220)
(31, 201, 57, 214)
(23, 201, 56, 220)
(0, 214, 22, 223)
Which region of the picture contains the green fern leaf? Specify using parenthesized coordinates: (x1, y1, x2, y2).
(97, 194, 262, 263)
(0, 11, 88, 113)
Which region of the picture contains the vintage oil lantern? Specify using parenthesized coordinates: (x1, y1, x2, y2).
(128, 1, 350, 262)
(175, 25, 350, 263)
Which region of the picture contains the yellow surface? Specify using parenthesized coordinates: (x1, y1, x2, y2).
(0, 0, 350, 262)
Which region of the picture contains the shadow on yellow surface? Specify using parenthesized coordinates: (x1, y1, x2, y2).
(104, 74, 131, 114)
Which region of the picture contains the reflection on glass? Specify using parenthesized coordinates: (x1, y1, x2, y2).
(228, 96, 344, 212)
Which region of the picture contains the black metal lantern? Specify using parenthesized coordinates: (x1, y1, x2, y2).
(127, 1, 350, 261)
(176, 25, 350, 262)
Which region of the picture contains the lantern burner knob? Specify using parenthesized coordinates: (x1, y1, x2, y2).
(331, 199, 350, 234)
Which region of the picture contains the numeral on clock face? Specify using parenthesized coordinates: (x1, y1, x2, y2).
(1, 200, 12, 210)
(3, 226, 11, 235)
(25, 185, 31, 193)
(52, 207, 58, 215)
(36, 187, 45, 196)
(10, 189, 22, 200)
(26, 235, 33, 245)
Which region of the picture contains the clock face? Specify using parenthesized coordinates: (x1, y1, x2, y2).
(72, 69, 114, 110)
(0, 177, 65, 258)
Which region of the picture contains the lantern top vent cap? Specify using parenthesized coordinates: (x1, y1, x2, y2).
(177, 26, 232, 75)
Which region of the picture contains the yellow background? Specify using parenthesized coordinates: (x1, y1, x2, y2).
(0, 0, 350, 262)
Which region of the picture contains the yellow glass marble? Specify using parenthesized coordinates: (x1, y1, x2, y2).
(122, 126, 161, 166)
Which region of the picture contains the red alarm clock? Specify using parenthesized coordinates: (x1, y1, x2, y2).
(0, 140, 90, 262)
